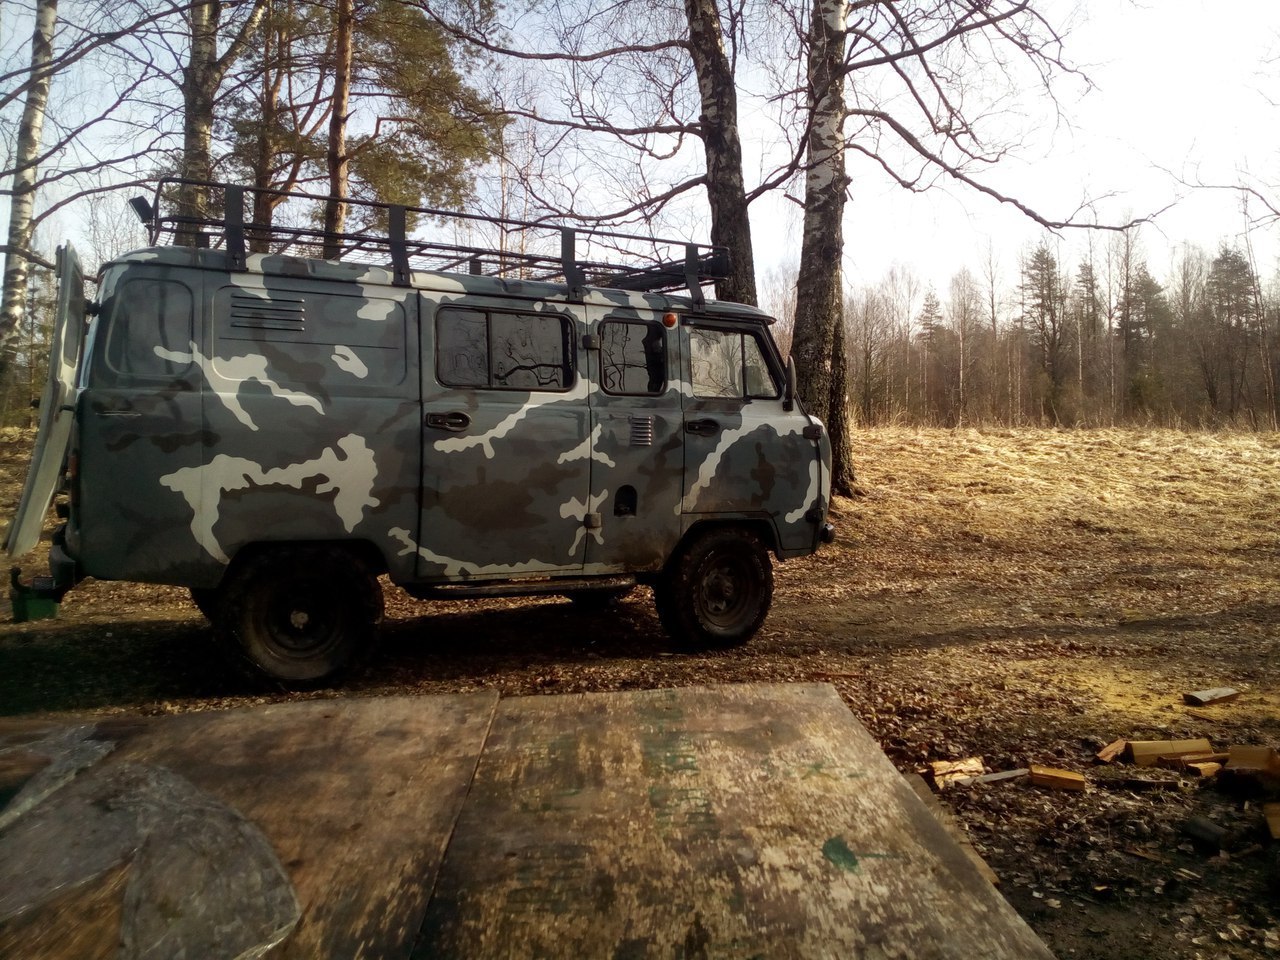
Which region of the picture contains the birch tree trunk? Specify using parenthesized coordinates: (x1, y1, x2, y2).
(322, 0, 354, 259)
(178, 0, 219, 242)
(684, 0, 756, 305)
(790, 0, 856, 495)
(0, 0, 58, 382)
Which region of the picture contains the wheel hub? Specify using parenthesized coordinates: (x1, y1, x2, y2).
(704, 569, 739, 614)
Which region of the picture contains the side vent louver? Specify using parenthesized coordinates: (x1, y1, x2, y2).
(229, 294, 305, 331)
(630, 415, 654, 446)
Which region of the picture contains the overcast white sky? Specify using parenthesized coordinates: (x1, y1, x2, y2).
(748, 0, 1280, 299)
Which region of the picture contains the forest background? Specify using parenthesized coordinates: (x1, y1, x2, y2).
(2, 0, 1279, 474)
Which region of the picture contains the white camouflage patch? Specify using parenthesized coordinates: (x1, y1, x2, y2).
(161, 434, 380, 562)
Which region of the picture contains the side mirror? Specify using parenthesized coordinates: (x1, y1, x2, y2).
(783, 356, 797, 411)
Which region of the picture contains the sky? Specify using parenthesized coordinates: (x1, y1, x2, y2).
(5, 0, 1278, 304)
(746, 0, 1280, 300)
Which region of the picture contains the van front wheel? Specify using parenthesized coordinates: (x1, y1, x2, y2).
(656, 528, 773, 650)
(217, 546, 383, 684)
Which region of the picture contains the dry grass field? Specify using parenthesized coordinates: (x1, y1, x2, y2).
(3, 426, 1280, 958)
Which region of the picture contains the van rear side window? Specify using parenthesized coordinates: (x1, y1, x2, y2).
(601, 320, 665, 395)
(101, 278, 193, 380)
(436, 308, 573, 391)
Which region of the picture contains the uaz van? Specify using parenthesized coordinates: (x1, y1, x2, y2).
(7, 181, 834, 682)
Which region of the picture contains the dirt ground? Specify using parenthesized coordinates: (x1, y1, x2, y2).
(3, 426, 1280, 959)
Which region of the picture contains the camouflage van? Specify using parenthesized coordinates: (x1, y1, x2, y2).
(7, 181, 834, 682)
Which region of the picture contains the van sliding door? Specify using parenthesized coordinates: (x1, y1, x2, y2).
(416, 300, 590, 578)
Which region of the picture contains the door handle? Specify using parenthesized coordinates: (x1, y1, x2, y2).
(426, 411, 471, 432)
(685, 418, 719, 437)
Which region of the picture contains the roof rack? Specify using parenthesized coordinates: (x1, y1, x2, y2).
(134, 178, 730, 305)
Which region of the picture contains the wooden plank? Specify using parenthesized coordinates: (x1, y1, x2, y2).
(1028, 765, 1087, 791)
(905, 773, 1000, 886)
(1126, 738, 1213, 767)
(1096, 738, 1127, 763)
(1227, 744, 1279, 772)
(0, 694, 498, 960)
(0, 862, 128, 960)
(972, 768, 1029, 785)
(1182, 687, 1240, 706)
(1264, 803, 1280, 840)
(417, 683, 1051, 960)
(928, 756, 984, 789)
(1185, 762, 1222, 778)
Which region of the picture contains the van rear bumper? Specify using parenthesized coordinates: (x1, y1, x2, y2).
(48, 527, 82, 597)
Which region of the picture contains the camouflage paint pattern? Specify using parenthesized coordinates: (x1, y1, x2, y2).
(55, 246, 831, 590)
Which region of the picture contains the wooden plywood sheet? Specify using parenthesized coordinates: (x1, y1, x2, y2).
(0, 694, 498, 960)
(417, 683, 1051, 960)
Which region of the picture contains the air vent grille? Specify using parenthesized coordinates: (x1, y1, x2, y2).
(630, 415, 654, 446)
(229, 294, 305, 331)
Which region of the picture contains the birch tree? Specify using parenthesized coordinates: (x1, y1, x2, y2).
(0, 0, 58, 380)
(790, 0, 854, 493)
(176, 0, 268, 234)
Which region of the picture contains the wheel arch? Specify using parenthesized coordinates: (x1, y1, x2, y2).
(667, 516, 780, 570)
(223, 538, 389, 579)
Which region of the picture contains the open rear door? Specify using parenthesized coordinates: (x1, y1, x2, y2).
(5, 243, 85, 557)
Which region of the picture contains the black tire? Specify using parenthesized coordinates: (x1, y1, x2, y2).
(216, 545, 383, 684)
(655, 527, 773, 649)
(562, 585, 637, 611)
(189, 587, 219, 622)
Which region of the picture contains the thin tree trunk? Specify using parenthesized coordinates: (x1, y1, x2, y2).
(684, 0, 756, 305)
(177, 0, 220, 244)
(176, 0, 267, 245)
(828, 309, 858, 494)
(791, 0, 854, 495)
(323, 0, 354, 259)
(249, 4, 282, 252)
(0, 0, 58, 383)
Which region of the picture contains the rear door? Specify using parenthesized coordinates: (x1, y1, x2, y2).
(416, 299, 591, 578)
(5, 244, 85, 557)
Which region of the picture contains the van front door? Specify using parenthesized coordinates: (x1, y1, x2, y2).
(414, 299, 591, 579)
(680, 322, 820, 545)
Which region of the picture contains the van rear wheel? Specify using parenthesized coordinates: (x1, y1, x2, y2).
(217, 546, 383, 684)
(655, 528, 772, 650)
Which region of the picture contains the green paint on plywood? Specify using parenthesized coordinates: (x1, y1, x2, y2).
(822, 836, 860, 872)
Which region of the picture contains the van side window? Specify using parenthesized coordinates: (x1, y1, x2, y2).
(437, 308, 573, 391)
(689, 328, 779, 400)
(102, 278, 193, 379)
(601, 320, 665, 395)
(436, 309, 488, 386)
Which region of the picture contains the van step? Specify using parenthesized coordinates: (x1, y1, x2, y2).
(405, 576, 636, 602)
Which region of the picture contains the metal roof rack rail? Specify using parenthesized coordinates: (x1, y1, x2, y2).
(136, 178, 731, 304)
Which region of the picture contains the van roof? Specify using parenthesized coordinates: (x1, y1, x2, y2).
(129, 179, 762, 313)
(105, 245, 777, 325)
